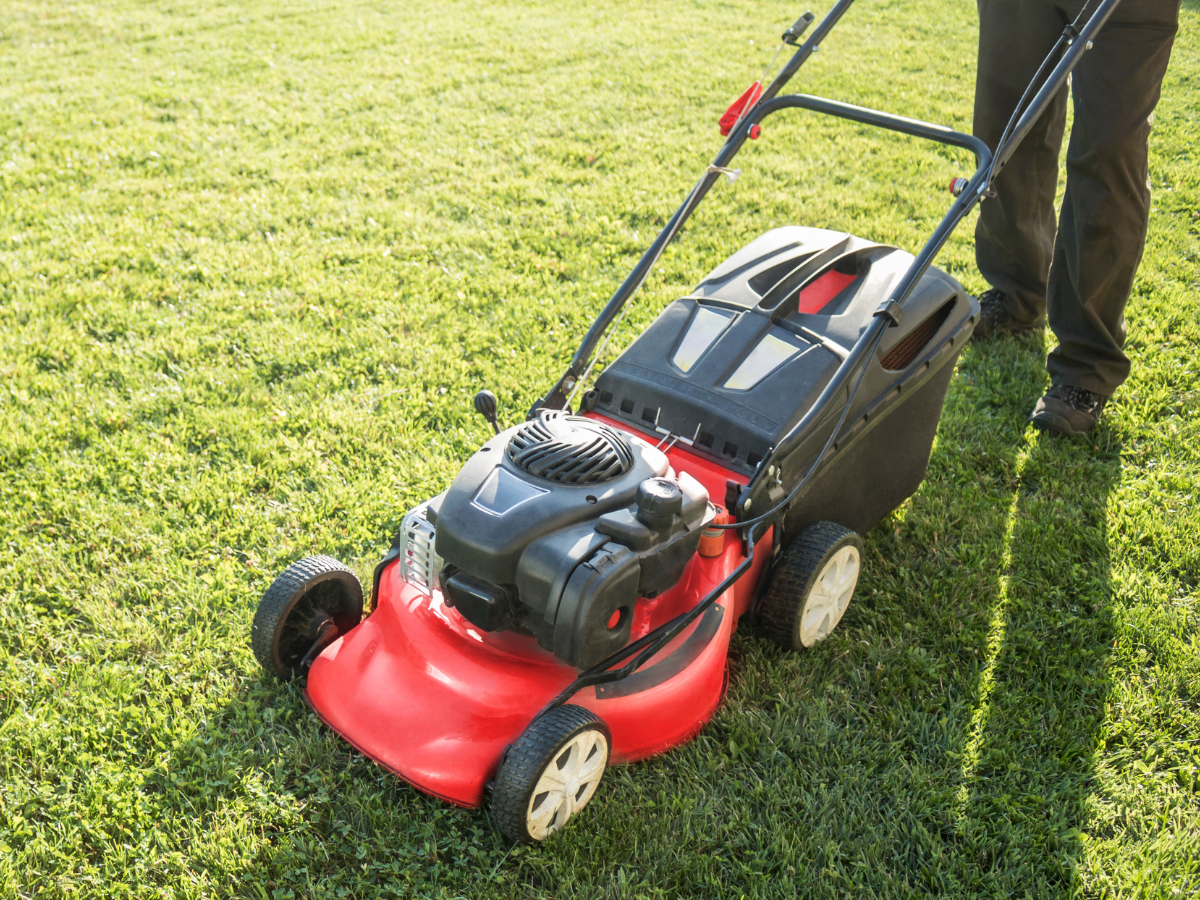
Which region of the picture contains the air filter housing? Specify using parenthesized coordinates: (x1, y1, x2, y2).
(507, 411, 634, 484)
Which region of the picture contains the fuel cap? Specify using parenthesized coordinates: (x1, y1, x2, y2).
(634, 477, 683, 528)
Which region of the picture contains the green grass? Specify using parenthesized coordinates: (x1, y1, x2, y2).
(1, 0, 1197, 896)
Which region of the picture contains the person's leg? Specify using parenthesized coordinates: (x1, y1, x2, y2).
(1043, 0, 1180, 397)
(973, 0, 1069, 328)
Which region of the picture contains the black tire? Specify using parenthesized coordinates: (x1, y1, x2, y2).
(759, 521, 863, 651)
(492, 705, 611, 843)
(251, 555, 363, 680)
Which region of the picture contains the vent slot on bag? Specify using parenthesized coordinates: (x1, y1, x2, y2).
(747, 253, 815, 296)
(880, 299, 956, 371)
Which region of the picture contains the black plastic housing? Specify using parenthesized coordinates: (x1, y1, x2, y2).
(432, 414, 668, 589)
(586, 225, 977, 539)
(443, 570, 512, 632)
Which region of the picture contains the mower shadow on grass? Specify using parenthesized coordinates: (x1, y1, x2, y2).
(150, 674, 518, 896)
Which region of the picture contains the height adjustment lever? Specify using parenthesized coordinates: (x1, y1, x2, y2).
(782, 11, 816, 46)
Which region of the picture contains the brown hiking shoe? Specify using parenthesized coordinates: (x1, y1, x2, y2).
(972, 288, 1041, 338)
(1030, 385, 1108, 436)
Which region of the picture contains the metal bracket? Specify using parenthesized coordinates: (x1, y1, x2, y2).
(299, 620, 340, 671)
(782, 12, 816, 46)
(706, 164, 742, 184)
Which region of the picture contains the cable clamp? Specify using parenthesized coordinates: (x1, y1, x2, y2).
(874, 299, 905, 327)
(706, 165, 742, 184)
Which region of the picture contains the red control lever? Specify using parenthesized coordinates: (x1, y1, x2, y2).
(719, 82, 763, 137)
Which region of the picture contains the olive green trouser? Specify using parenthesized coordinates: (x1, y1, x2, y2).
(974, 0, 1179, 397)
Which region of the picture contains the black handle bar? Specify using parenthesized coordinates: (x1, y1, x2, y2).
(750, 93, 991, 165)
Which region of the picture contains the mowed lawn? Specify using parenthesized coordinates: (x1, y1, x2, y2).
(1, 0, 1198, 897)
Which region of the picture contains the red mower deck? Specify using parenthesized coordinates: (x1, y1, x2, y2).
(305, 435, 771, 807)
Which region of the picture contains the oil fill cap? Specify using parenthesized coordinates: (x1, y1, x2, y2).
(635, 478, 683, 528)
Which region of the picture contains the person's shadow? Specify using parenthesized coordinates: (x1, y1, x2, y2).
(706, 329, 1123, 897)
(885, 330, 1122, 894)
(945, 398, 1120, 893)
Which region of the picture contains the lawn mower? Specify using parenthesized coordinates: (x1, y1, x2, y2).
(249, 0, 1124, 843)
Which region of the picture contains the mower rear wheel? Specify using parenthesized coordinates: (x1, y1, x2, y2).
(252, 555, 363, 681)
(492, 705, 611, 843)
(760, 521, 863, 651)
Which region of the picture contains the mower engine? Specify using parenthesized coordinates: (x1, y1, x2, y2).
(401, 411, 714, 668)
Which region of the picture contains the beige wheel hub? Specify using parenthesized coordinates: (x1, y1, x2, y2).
(799, 544, 860, 647)
(525, 728, 609, 840)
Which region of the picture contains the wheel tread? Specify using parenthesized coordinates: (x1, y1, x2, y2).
(251, 555, 360, 679)
(492, 704, 609, 843)
(759, 521, 861, 651)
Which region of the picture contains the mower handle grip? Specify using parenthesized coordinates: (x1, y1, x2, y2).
(748, 93, 991, 170)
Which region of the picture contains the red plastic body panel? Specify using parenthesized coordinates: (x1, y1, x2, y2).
(305, 420, 770, 808)
(797, 269, 857, 314)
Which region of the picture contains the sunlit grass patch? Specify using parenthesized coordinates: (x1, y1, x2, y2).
(0, 1, 1197, 897)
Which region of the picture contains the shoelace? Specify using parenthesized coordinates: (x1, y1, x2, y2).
(1052, 385, 1105, 414)
(977, 289, 1010, 325)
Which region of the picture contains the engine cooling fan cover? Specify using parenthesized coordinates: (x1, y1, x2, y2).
(507, 411, 635, 484)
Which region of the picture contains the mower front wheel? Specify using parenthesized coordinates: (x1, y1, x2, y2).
(760, 521, 863, 651)
(252, 555, 363, 681)
(492, 705, 611, 843)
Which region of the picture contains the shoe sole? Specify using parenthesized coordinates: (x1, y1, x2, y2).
(1030, 410, 1094, 436)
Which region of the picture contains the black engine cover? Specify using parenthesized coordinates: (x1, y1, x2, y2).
(431, 412, 712, 667)
(432, 412, 670, 589)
